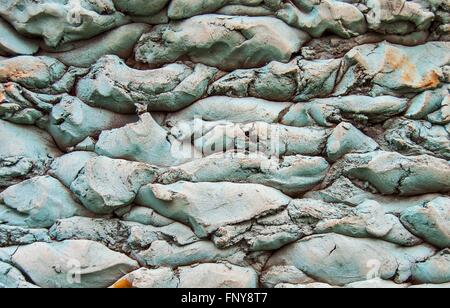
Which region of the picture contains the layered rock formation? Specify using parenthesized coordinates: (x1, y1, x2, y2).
(0, 0, 449, 289)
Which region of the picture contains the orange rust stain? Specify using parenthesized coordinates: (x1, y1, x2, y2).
(0, 90, 5, 102)
(417, 70, 441, 89)
(385, 47, 408, 70)
(110, 278, 133, 289)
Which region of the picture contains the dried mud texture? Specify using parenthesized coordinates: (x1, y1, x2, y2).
(0, 0, 449, 289)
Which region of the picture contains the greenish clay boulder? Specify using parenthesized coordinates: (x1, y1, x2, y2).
(384, 118, 450, 160)
(306, 176, 443, 215)
(313, 200, 423, 247)
(190, 122, 330, 157)
(96, 113, 197, 167)
(0, 120, 61, 188)
(48, 151, 98, 187)
(0, 0, 130, 48)
(208, 58, 341, 102)
(260, 265, 316, 288)
(134, 14, 310, 71)
(400, 197, 450, 248)
(111, 267, 179, 288)
(165, 96, 292, 127)
(412, 249, 450, 284)
(49, 216, 199, 253)
(178, 263, 258, 288)
(277, 0, 367, 38)
(428, 95, 450, 125)
(300, 31, 431, 61)
(158, 152, 329, 197)
(136, 181, 291, 238)
(76, 55, 218, 114)
(326, 122, 380, 161)
(113, 0, 170, 16)
(0, 240, 138, 288)
(0, 225, 50, 247)
(0, 56, 87, 94)
(280, 96, 408, 127)
(405, 85, 449, 120)
(212, 209, 302, 251)
(39, 23, 151, 68)
(0, 82, 61, 125)
(111, 263, 258, 288)
(365, 0, 435, 35)
(324, 151, 450, 196)
(0, 175, 93, 228)
(265, 233, 437, 286)
(217, 4, 275, 16)
(167, 0, 281, 19)
(70, 156, 158, 214)
(334, 42, 450, 96)
(119, 206, 175, 227)
(0, 18, 39, 55)
(47, 96, 137, 150)
(0, 261, 39, 288)
(133, 239, 246, 268)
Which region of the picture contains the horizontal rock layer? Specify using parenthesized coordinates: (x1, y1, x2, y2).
(0, 0, 449, 289)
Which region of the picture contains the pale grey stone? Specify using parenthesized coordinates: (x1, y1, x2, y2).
(158, 153, 329, 197)
(136, 181, 291, 238)
(0, 240, 138, 288)
(0, 0, 130, 47)
(77, 55, 218, 114)
(412, 249, 450, 284)
(48, 95, 137, 149)
(0, 18, 39, 55)
(0, 175, 92, 228)
(400, 197, 450, 248)
(0, 120, 61, 188)
(324, 151, 450, 196)
(266, 233, 437, 286)
(135, 15, 310, 71)
(0, 225, 50, 247)
(49, 151, 97, 187)
(70, 156, 158, 214)
(0, 261, 38, 288)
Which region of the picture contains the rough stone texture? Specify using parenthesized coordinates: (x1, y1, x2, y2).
(0, 0, 449, 289)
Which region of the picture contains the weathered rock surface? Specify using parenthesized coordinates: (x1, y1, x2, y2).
(0, 225, 50, 247)
(135, 15, 310, 71)
(0, 261, 38, 288)
(265, 233, 437, 286)
(158, 152, 329, 196)
(165, 96, 292, 127)
(77, 56, 218, 114)
(324, 151, 450, 196)
(0, 0, 449, 289)
(0, 0, 130, 47)
(280, 96, 409, 127)
(277, 0, 367, 38)
(111, 263, 258, 288)
(0, 18, 39, 56)
(400, 197, 450, 248)
(70, 156, 157, 214)
(137, 181, 291, 237)
(0, 120, 61, 188)
(40, 23, 151, 67)
(411, 249, 450, 284)
(0, 240, 138, 288)
(48, 96, 137, 149)
(334, 42, 450, 96)
(0, 175, 92, 228)
(95, 113, 197, 167)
